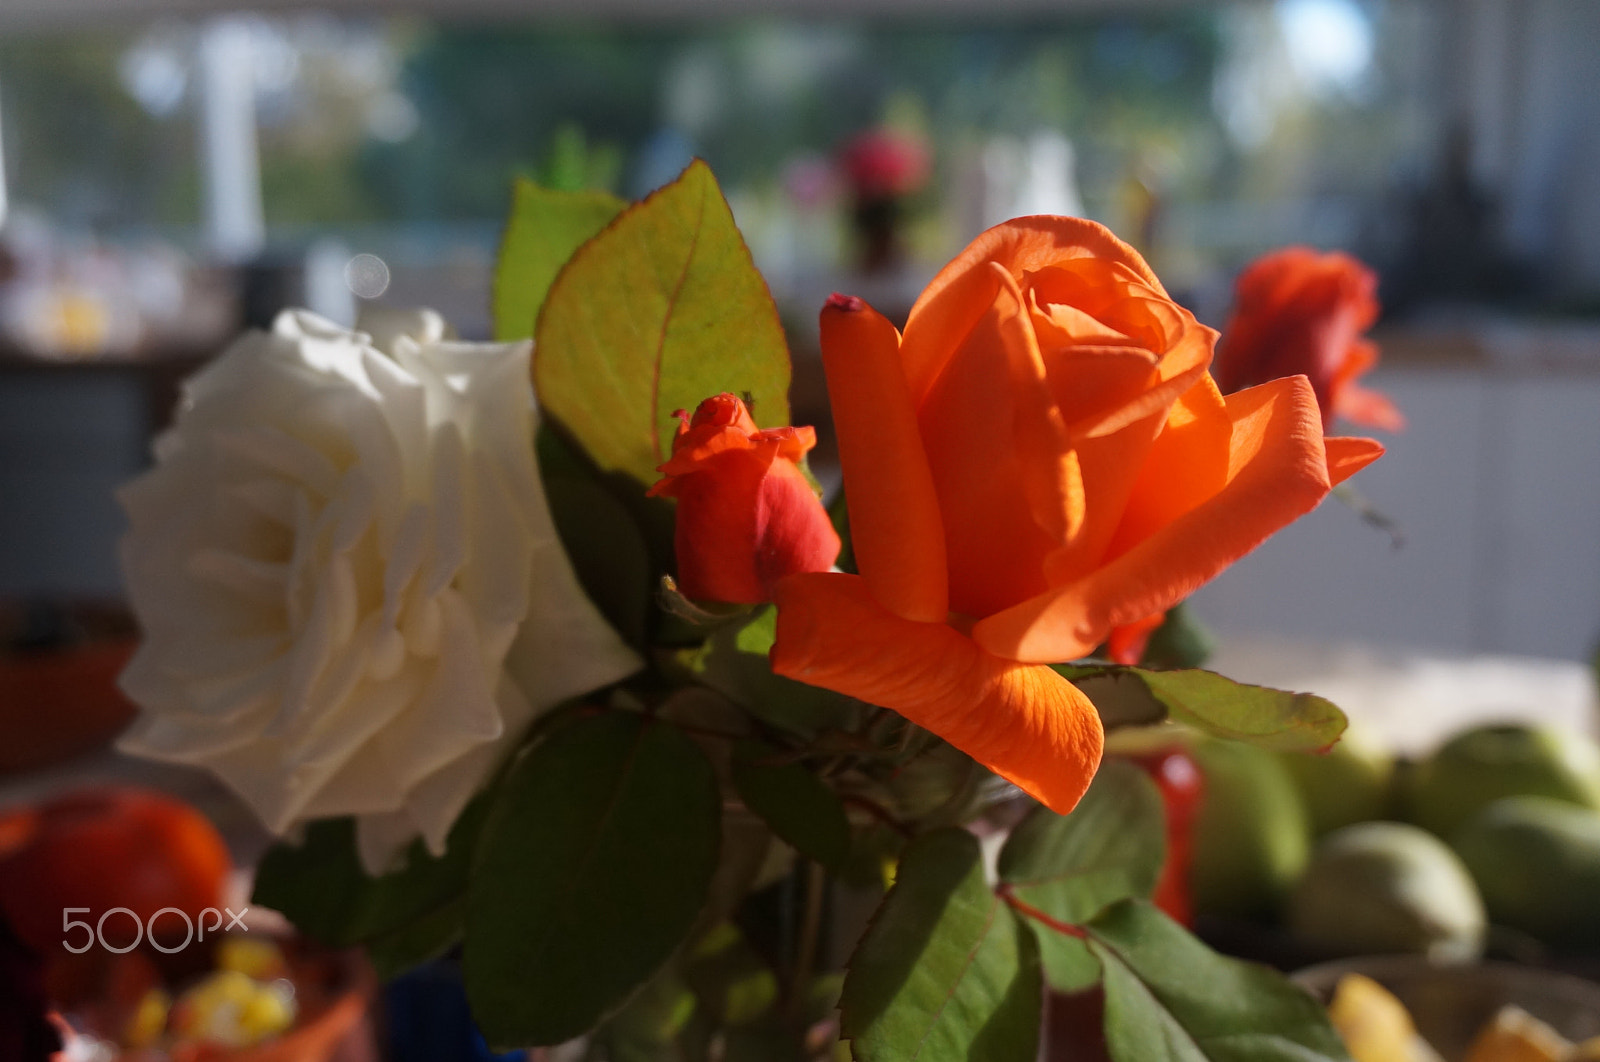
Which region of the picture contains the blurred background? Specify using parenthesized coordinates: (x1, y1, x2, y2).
(0, 0, 1597, 714)
(0, 5, 1597, 1057)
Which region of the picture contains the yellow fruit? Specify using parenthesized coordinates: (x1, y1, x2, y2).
(122, 986, 171, 1049)
(1327, 974, 1443, 1062)
(170, 969, 297, 1048)
(237, 980, 296, 1043)
(217, 936, 289, 981)
(1463, 1006, 1569, 1062)
(1568, 1036, 1600, 1059)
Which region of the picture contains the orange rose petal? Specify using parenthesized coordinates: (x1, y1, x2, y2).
(1043, 413, 1166, 587)
(917, 295, 1059, 616)
(1070, 328, 1214, 440)
(820, 295, 949, 623)
(972, 375, 1336, 663)
(1324, 434, 1386, 485)
(1102, 374, 1233, 556)
(903, 217, 1165, 401)
(989, 263, 1085, 546)
(913, 217, 1165, 315)
(771, 572, 1104, 815)
(1044, 331, 1217, 586)
(899, 254, 1006, 402)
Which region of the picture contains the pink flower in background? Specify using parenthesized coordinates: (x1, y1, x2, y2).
(839, 127, 931, 201)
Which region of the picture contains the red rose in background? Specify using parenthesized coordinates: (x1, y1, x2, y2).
(1215, 247, 1404, 433)
(650, 393, 840, 605)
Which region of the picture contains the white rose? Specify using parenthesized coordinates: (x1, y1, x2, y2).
(117, 308, 641, 873)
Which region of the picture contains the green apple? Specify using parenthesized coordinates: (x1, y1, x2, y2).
(1288, 821, 1485, 962)
(1278, 718, 1395, 836)
(1407, 723, 1600, 840)
(1190, 737, 1313, 919)
(1452, 795, 1600, 951)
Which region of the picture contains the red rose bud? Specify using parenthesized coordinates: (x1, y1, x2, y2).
(1215, 247, 1404, 433)
(650, 393, 840, 605)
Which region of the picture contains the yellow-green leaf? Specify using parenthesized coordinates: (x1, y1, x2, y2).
(1138, 669, 1346, 753)
(493, 178, 624, 341)
(533, 159, 791, 484)
(1056, 665, 1347, 753)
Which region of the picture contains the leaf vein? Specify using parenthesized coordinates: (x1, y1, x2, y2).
(517, 720, 648, 969)
(907, 895, 1001, 1061)
(649, 172, 708, 465)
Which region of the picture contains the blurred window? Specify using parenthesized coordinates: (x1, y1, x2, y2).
(0, 2, 1440, 331)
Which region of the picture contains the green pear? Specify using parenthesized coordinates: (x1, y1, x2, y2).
(1407, 723, 1600, 839)
(1452, 795, 1600, 951)
(1278, 718, 1395, 836)
(1288, 821, 1485, 962)
(1190, 738, 1313, 919)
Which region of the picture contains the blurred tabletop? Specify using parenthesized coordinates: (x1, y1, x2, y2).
(1208, 637, 1600, 755)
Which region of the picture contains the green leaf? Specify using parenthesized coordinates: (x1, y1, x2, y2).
(1035, 932, 1101, 994)
(998, 759, 1166, 926)
(493, 178, 625, 341)
(1055, 665, 1346, 752)
(364, 896, 465, 981)
(1053, 667, 1166, 731)
(1137, 669, 1345, 753)
(251, 792, 487, 949)
(840, 829, 1041, 1062)
(682, 607, 862, 737)
(533, 159, 792, 485)
(731, 740, 851, 869)
(1088, 900, 1350, 1062)
(543, 475, 653, 647)
(464, 712, 722, 1048)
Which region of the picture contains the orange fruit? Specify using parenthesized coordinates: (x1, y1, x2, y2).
(0, 788, 230, 957)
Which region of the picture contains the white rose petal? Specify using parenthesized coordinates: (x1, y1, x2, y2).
(117, 308, 641, 873)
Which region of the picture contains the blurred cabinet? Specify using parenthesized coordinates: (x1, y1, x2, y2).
(0, 354, 200, 599)
(1192, 324, 1600, 662)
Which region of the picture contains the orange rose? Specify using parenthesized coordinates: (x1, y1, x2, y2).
(771, 217, 1384, 814)
(1216, 246, 1404, 432)
(650, 393, 840, 604)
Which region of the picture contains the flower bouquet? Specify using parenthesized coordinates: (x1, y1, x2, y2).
(115, 159, 1389, 1060)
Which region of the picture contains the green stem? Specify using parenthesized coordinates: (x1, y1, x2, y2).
(787, 861, 827, 1023)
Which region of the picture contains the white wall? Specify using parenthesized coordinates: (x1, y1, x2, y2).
(1191, 336, 1600, 662)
